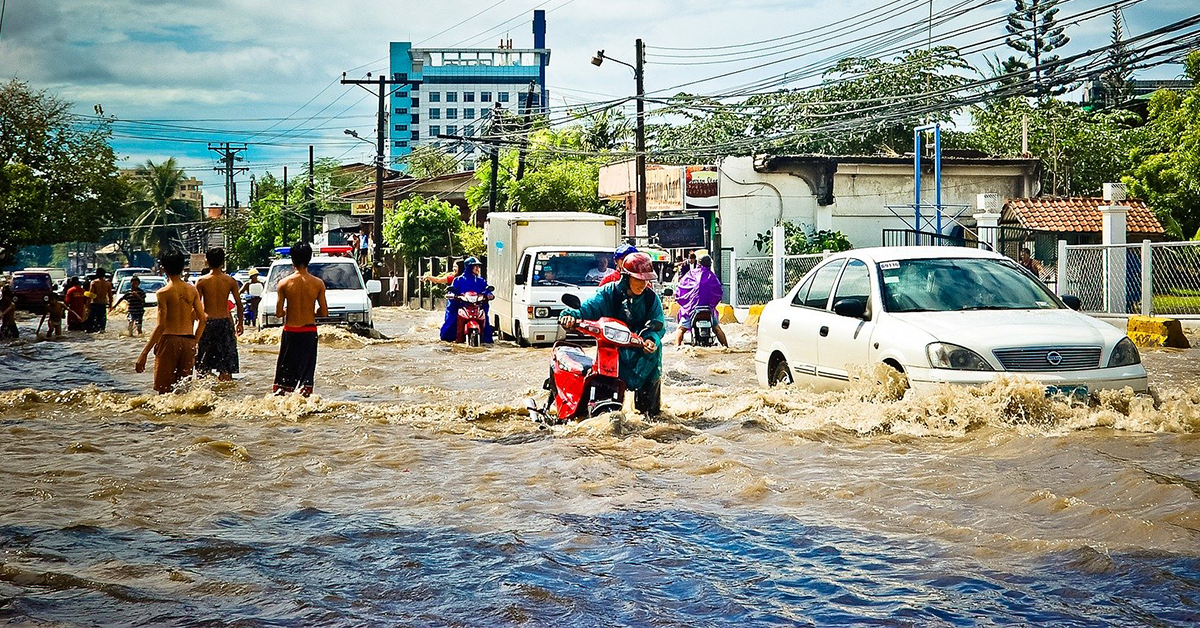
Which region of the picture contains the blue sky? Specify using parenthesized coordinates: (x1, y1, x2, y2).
(0, 0, 1195, 206)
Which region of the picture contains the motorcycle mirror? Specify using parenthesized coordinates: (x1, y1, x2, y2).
(645, 320, 664, 333)
(485, 285, 495, 292)
(561, 293, 581, 309)
(661, 288, 674, 297)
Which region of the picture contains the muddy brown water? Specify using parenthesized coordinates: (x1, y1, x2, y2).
(1, 307, 1198, 625)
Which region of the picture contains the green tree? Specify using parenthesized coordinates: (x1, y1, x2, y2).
(403, 145, 458, 178)
(0, 79, 131, 266)
(382, 196, 468, 262)
(1101, 8, 1134, 107)
(508, 160, 607, 214)
(126, 158, 201, 255)
(1123, 51, 1200, 239)
(1005, 0, 1071, 98)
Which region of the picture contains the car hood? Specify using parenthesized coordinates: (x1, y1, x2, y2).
(889, 309, 1119, 348)
(261, 289, 369, 309)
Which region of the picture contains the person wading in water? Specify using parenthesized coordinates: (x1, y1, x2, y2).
(136, 251, 207, 393)
(195, 247, 243, 381)
(272, 242, 328, 397)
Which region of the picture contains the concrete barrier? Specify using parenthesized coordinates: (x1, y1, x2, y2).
(667, 301, 680, 319)
(716, 303, 737, 324)
(744, 304, 765, 328)
(1127, 315, 1191, 349)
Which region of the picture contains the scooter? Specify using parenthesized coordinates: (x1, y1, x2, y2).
(526, 294, 664, 424)
(453, 288, 494, 347)
(687, 305, 717, 347)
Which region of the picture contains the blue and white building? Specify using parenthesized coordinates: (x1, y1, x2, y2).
(388, 10, 549, 171)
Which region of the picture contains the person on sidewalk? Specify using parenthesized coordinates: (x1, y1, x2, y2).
(195, 248, 243, 381)
(272, 242, 328, 397)
(135, 252, 206, 394)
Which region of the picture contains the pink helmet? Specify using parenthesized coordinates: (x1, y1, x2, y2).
(620, 252, 657, 282)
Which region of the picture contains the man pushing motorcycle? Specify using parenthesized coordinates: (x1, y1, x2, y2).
(558, 252, 665, 417)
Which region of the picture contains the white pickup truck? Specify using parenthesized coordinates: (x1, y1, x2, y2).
(486, 212, 621, 346)
(259, 255, 381, 328)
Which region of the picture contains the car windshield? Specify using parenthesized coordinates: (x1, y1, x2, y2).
(531, 251, 612, 286)
(880, 257, 1061, 313)
(14, 275, 51, 290)
(120, 277, 165, 293)
(267, 262, 363, 291)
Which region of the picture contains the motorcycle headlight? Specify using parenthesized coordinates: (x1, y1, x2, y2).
(927, 342, 994, 371)
(1108, 337, 1141, 367)
(603, 326, 631, 344)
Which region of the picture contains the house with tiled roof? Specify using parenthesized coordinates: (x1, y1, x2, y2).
(1002, 197, 1167, 245)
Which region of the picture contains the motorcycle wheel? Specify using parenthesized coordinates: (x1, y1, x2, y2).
(467, 329, 481, 347)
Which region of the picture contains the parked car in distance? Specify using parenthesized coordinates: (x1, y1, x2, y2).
(10, 271, 55, 313)
(24, 267, 67, 286)
(755, 247, 1148, 396)
(258, 255, 381, 328)
(112, 267, 152, 289)
(116, 275, 167, 307)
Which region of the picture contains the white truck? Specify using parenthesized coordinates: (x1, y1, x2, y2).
(486, 212, 621, 346)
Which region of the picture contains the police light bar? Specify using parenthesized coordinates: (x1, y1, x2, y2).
(274, 247, 291, 256)
(320, 246, 353, 255)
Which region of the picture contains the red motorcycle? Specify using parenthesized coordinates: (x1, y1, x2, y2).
(526, 294, 663, 424)
(454, 290, 493, 347)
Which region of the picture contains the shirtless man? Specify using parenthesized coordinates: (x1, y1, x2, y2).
(195, 248, 243, 381)
(272, 242, 327, 397)
(136, 251, 207, 393)
(87, 268, 114, 333)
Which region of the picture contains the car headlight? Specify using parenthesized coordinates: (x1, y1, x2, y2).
(1108, 337, 1141, 367)
(927, 342, 994, 371)
(347, 312, 367, 323)
(534, 307, 550, 319)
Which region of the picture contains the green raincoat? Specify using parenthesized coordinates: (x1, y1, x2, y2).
(563, 277, 665, 390)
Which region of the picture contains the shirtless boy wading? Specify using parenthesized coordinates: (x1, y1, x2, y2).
(195, 248, 243, 380)
(136, 252, 206, 393)
(273, 242, 327, 397)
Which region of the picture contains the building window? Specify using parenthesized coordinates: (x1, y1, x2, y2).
(446, 108, 458, 119)
(445, 92, 457, 102)
(411, 113, 420, 123)
(498, 92, 510, 102)
(430, 108, 440, 120)
(411, 97, 420, 107)
(464, 108, 476, 120)
(429, 92, 440, 102)
(394, 140, 408, 147)
(411, 130, 420, 140)
(481, 91, 492, 102)
(395, 107, 408, 115)
(463, 92, 475, 102)
(430, 125, 440, 137)
(447, 125, 457, 135)
(394, 124, 408, 131)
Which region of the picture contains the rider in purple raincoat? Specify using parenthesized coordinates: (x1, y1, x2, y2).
(672, 255, 728, 347)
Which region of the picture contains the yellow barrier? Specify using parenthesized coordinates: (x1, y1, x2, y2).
(745, 304, 765, 328)
(716, 303, 737, 324)
(667, 301, 680, 319)
(1127, 316, 1191, 349)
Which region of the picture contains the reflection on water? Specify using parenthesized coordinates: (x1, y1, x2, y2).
(1, 307, 1198, 624)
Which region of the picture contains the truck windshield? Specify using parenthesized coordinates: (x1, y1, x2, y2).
(267, 262, 363, 291)
(532, 251, 613, 286)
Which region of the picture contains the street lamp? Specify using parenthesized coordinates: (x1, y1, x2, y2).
(591, 41, 646, 234)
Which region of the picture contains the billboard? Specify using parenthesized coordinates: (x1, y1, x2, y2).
(645, 165, 719, 212)
(684, 166, 718, 209)
(648, 215, 707, 249)
(351, 200, 394, 216)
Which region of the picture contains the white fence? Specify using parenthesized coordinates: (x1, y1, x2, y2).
(1059, 240, 1200, 318)
(730, 249, 829, 308)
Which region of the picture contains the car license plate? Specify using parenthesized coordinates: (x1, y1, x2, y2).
(1045, 385, 1088, 400)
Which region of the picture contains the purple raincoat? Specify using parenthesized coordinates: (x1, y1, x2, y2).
(675, 266, 723, 322)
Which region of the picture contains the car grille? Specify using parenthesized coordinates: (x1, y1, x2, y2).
(992, 346, 1102, 371)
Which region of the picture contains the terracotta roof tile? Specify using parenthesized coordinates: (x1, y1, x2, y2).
(1002, 197, 1164, 234)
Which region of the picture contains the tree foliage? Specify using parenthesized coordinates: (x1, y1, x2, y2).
(1101, 8, 1134, 107)
(403, 145, 459, 178)
(1005, 0, 1071, 98)
(126, 158, 201, 255)
(753, 223, 853, 255)
(1123, 51, 1200, 239)
(382, 196, 470, 262)
(0, 79, 132, 266)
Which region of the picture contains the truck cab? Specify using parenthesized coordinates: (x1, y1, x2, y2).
(487, 212, 621, 346)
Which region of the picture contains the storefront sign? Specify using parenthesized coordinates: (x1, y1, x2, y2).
(351, 200, 394, 216)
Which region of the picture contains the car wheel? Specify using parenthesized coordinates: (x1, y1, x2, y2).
(515, 322, 530, 347)
(769, 358, 793, 387)
(882, 360, 910, 397)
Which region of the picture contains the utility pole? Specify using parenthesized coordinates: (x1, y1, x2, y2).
(207, 142, 248, 216)
(515, 81, 537, 181)
(341, 72, 423, 277)
(304, 145, 315, 243)
(487, 102, 502, 222)
(282, 166, 289, 245)
(634, 38, 646, 234)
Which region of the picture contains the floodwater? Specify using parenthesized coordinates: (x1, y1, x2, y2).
(1, 307, 1199, 626)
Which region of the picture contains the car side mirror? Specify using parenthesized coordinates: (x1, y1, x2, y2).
(661, 288, 674, 297)
(561, 293, 581, 309)
(832, 298, 866, 319)
(1061, 295, 1082, 311)
(366, 280, 382, 294)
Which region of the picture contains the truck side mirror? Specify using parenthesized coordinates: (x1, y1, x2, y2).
(561, 294, 581, 309)
(515, 273, 526, 285)
(365, 280, 382, 294)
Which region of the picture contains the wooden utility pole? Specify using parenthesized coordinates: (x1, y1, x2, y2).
(304, 145, 314, 242)
(207, 142, 248, 216)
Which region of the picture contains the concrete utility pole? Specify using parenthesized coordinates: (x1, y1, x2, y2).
(439, 130, 508, 226)
(304, 145, 314, 243)
(282, 166, 289, 244)
(515, 81, 537, 181)
(207, 142, 248, 216)
(592, 41, 646, 235)
(340, 72, 423, 277)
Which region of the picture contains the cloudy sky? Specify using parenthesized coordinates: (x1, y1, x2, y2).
(0, 0, 1195, 204)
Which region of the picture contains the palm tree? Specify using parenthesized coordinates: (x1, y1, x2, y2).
(128, 158, 199, 255)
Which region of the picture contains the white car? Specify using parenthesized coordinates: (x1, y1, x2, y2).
(116, 275, 167, 307)
(755, 247, 1147, 395)
(258, 255, 381, 328)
